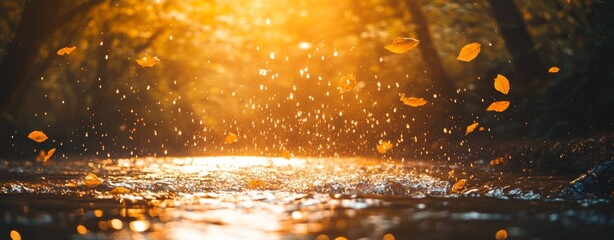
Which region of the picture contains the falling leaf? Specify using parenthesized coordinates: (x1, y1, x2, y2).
(36, 150, 46, 162)
(57, 46, 76, 56)
(548, 66, 560, 73)
(486, 101, 510, 112)
(450, 179, 467, 193)
(282, 150, 292, 159)
(110, 186, 131, 194)
(490, 157, 505, 165)
(84, 173, 102, 188)
(494, 74, 510, 95)
(456, 42, 481, 62)
(339, 73, 356, 93)
(400, 94, 428, 107)
(136, 54, 160, 67)
(495, 229, 508, 240)
(248, 179, 266, 189)
(224, 132, 239, 144)
(376, 140, 393, 154)
(385, 37, 420, 54)
(43, 148, 56, 162)
(28, 130, 48, 143)
(465, 122, 479, 135)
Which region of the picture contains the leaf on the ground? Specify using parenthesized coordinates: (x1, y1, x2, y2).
(376, 140, 393, 154)
(385, 37, 420, 54)
(136, 54, 160, 67)
(282, 150, 292, 159)
(28, 130, 48, 143)
(548, 66, 560, 73)
(84, 173, 102, 188)
(110, 186, 131, 194)
(248, 179, 266, 189)
(450, 179, 467, 193)
(456, 43, 481, 62)
(490, 157, 505, 165)
(339, 73, 356, 93)
(494, 74, 510, 95)
(43, 148, 56, 162)
(495, 229, 508, 240)
(465, 122, 479, 135)
(486, 101, 510, 112)
(400, 94, 428, 107)
(224, 132, 239, 144)
(57, 46, 76, 56)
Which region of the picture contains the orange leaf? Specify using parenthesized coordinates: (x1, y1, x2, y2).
(451, 179, 467, 193)
(548, 66, 560, 73)
(376, 140, 393, 154)
(224, 132, 239, 144)
(495, 229, 508, 240)
(28, 130, 48, 143)
(338, 73, 357, 93)
(248, 179, 266, 189)
(385, 37, 420, 54)
(84, 173, 102, 188)
(490, 157, 505, 165)
(400, 94, 428, 107)
(136, 54, 160, 67)
(110, 186, 131, 194)
(281, 150, 292, 159)
(494, 74, 510, 95)
(456, 43, 481, 62)
(465, 122, 479, 135)
(43, 148, 56, 162)
(486, 101, 510, 112)
(57, 46, 76, 56)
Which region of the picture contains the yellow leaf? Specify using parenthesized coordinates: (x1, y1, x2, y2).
(465, 122, 479, 135)
(248, 179, 266, 189)
(451, 179, 467, 193)
(43, 148, 56, 162)
(28, 130, 48, 143)
(490, 157, 505, 165)
(281, 150, 292, 159)
(400, 94, 428, 107)
(110, 186, 131, 194)
(136, 54, 160, 67)
(338, 73, 356, 93)
(494, 74, 510, 95)
(385, 37, 420, 54)
(84, 173, 102, 188)
(486, 101, 510, 112)
(376, 140, 393, 154)
(57, 46, 76, 56)
(224, 132, 239, 144)
(456, 42, 481, 62)
(548, 66, 560, 73)
(495, 229, 508, 240)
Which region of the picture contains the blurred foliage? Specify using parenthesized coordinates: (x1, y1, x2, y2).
(0, 0, 612, 160)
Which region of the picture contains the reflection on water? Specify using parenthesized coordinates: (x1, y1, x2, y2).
(0, 156, 613, 239)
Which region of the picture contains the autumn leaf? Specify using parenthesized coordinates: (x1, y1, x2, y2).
(43, 148, 56, 162)
(494, 74, 510, 95)
(282, 150, 292, 159)
(486, 101, 510, 112)
(57, 46, 76, 56)
(490, 157, 505, 165)
(136, 54, 160, 67)
(224, 132, 239, 144)
(456, 43, 481, 62)
(28, 130, 48, 143)
(450, 179, 467, 193)
(84, 173, 102, 188)
(36, 150, 46, 162)
(548, 66, 560, 73)
(400, 94, 428, 107)
(465, 122, 479, 135)
(376, 140, 393, 154)
(495, 229, 508, 240)
(110, 186, 131, 194)
(385, 37, 420, 54)
(248, 179, 266, 189)
(339, 73, 357, 93)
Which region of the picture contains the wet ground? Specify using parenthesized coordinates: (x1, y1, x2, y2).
(0, 156, 613, 239)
